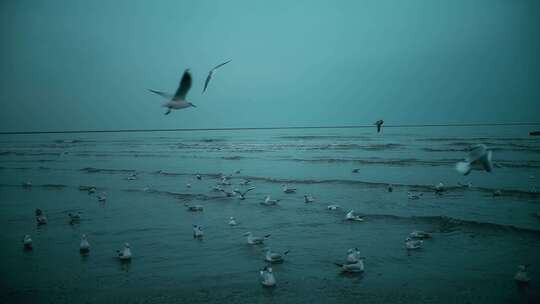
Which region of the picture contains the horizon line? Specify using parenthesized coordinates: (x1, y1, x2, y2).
(1, 122, 540, 135)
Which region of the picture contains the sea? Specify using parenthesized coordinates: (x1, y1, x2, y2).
(0, 125, 539, 303)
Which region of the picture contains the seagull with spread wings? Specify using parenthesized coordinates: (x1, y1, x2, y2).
(148, 69, 195, 115)
(202, 60, 231, 94)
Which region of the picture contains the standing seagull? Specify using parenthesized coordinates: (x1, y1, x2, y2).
(202, 60, 231, 94)
(148, 69, 195, 115)
(374, 120, 384, 133)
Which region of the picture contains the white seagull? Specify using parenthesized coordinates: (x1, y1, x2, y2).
(260, 266, 276, 287)
(261, 195, 279, 206)
(185, 203, 203, 212)
(117, 243, 132, 261)
(228, 217, 237, 226)
(304, 194, 314, 203)
(97, 192, 107, 202)
(35, 209, 47, 225)
(193, 225, 204, 239)
(409, 231, 431, 239)
(335, 260, 365, 273)
(148, 69, 195, 115)
(68, 212, 81, 224)
(282, 185, 297, 194)
(346, 248, 362, 264)
(345, 210, 364, 222)
(264, 248, 289, 263)
(80, 234, 90, 253)
(434, 182, 445, 193)
(202, 60, 231, 94)
(405, 237, 423, 250)
(455, 144, 493, 175)
(407, 192, 423, 200)
(327, 204, 341, 210)
(23, 235, 32, 250)
(233, 187, 255, 200)
(514, 265, 531, 283)
(244, 232, 271, 245)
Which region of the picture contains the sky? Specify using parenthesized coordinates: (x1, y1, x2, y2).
(0, 0, 539, 132)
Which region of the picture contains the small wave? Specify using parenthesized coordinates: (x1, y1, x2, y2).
(222, 156, 244, 160)
(40, 184, 67, 189)
(80, 167, 136, 174)
(125, 188, 220, 201)
(286, 157, 455, 166)
(417, 137, 536, 142)
(277, 135, 371, 140)
(361, 214, 540, 235)
(54, 139, 84, 144)
(422, 147, 466, 152)
(240, 175, 539, 197)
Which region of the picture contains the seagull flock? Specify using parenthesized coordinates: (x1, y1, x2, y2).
(19, 64, 534, 288)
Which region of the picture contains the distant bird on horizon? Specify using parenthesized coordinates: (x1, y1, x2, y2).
(374, 120, 384, 133)
(202, 60, 231, 94)
(148, 69, 195, 115)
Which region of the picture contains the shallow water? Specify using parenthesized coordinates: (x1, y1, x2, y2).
(1, 126, 539, 303)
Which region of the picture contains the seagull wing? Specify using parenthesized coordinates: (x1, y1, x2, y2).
(202, 73, 212, 94)
(202, 60, 231, 94)
(212, 59, 232, 71)
(147, 89, 174, 99)
(173, 69, 192, 100)
(243, 187, 256, 195)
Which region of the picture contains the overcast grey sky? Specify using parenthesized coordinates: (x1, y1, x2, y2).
(0, 0, 539, 132)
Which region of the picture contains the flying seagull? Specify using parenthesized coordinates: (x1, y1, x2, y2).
(202, 60, 231, 94)
(374, 120, 384, 133)
(455, 144, 493, 175)
(148, 69, 195, 115)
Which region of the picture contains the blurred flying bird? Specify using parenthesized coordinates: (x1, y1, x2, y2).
(202, 60, 231, 94)
(148, 69, 195, 115)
